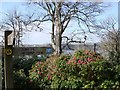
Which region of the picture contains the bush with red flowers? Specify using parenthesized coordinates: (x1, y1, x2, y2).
(29, 49, 120, 89)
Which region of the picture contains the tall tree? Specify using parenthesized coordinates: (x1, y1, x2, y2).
(27, 1, 106, 55)
(0, 10, 37, 47)
(0, 10, 24, 47)
(100, 18, 120, 61)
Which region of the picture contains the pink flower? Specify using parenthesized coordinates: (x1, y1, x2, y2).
(48, 74, 52, 80)
(37, 61, 41, 64)
(87, 58, 95, 62)
(38, 67, 41, 70)
(67, 60, 73, 64)
(36, 61, 41, 67)
(60, 74, 62, 77)
(84, 50, 89, 54)
(82, 62, 87, 64)
(78, 60, 82, 64)
(44, 74, 46, 77)
(74, 61, 77, 65)
(38, 71, 42, 75)
(72, 57, 76, 60)
(87, 58, 93, 62)
(67, 61, 70, 65)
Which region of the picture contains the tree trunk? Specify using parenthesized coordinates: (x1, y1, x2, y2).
(51, 30, 62, 56)
(54, 31, 62, 56)
(51, 17, 56, 51)
(52, 3, 62, 56)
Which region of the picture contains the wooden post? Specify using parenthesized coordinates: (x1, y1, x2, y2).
(94, 43, 96, 53)
(4, 31, 13, 89)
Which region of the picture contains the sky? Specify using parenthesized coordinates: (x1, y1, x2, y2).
(0, 0, 119, 45)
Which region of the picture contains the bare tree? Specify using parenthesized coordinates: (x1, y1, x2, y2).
(0, 10, 35, 47)
(100, 18, 120, 61)
(26, 1, 106, 55)
(62, 32, 87, 50)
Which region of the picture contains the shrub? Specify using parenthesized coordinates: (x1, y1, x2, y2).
(29, 61, 51, 89)
(13, 57, 38, 76)
(29, 55, 71, 89)
(51, 50, 120, 89)
(109, 51, 120, 64)
(29, 49, 120, 89)
(13, 56, 44, 88)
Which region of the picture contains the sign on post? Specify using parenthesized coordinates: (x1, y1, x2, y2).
(4, 31, 13, 89)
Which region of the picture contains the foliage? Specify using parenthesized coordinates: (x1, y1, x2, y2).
(12, 49, 120, 89)
(13, 69, 29, 88)
(13, 57, 36, 76)
(28, 55, 71, 89)
(29, 61, 51, 89)
(13, 56, 46, 88)
(28, 49, 120, 89)
(50, 50, 105, 89)
(51, 56, 120, 89)
(109, 51, 120, 64)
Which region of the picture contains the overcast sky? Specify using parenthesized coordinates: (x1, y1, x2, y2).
(0, 1, 119, 45)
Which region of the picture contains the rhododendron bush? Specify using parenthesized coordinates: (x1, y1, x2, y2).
(29, 50, 120, 89)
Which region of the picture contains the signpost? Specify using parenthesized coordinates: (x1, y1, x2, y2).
(4, 31, 13, 89)
(13, 47, 53, 56)
(3, 31, 53, 89)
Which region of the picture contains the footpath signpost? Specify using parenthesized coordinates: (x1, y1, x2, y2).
(4, 31, 13, 89)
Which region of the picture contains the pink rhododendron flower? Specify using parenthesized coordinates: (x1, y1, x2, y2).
(78, 60, 82, 64)
(38, 71, 42, 75)
(37, 61, 41, 64)
(74, 61, 77, 65)
(82, 62, 87, 64)
(84, 50, 89, 54)
(73, 57, 76, 60)
(44, 74, 46, 77)
(67, 61, 70, 65)
(87, 58, 93, 62)
(48, 74, 52, 80)
(60, 74, 62, 77)
(36, 61, 41, 67)
(38, 67, 41, 70)
(67, 59, 74, 64)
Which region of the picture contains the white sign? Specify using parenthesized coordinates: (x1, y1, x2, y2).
(7, 31, 17, 45)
